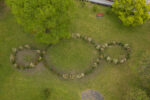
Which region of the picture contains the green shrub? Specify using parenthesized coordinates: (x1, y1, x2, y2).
(44, 88, 50, 99)
(92, 5, 98, 12)
(124, 88, 149, 100)
(112, 0, 150, 26)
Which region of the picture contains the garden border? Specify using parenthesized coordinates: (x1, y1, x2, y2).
(10, 44, 45, 70)
(43, 33, 103, 80)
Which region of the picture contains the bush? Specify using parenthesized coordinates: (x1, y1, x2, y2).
(112, 0, 150, 26)
(44, 88, 50, 99)
(92, 5, 98, 12)
(124, 88, 149, 100)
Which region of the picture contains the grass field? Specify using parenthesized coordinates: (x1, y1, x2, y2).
(0, 1, 150, 100)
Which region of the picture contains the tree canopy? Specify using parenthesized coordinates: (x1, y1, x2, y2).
(112, 0, 150, 26)
(6, 0, 73, 44)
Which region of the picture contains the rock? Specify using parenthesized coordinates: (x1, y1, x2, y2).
(76, 74, 82, 79)
(88, 37, 92, 42)
(30, 62, 35, 68)
(112, 41, 116, 45)
(120, 58, 127, 63)
(76, 33, 81, 38)
(24, 44, 30, 49)
(113, 59, 118, 64)
(42, 51, 46, 54)
(10, 54, 15, 62)
(81, 73, 85, 77)
(100, 48, 104, 51)
(96, 45, 101, 50)
(12, 48, 17, 53)
(93, 63, 98, 67)
(38, 56, 42, 61)
(120, 59, 124, 63)
(36, 50, 41, 54)
(19, 46, 23, 50)
(106, 56, 111, 61)
(99, 55, 104, 59)
(84, 36, 88, 40)
(63, 74, 69, 79)
(13, 63, 18, 68)
(104, 43, 108, 48)
(96, 59, 100, 63)
(124, 44, 129, 47)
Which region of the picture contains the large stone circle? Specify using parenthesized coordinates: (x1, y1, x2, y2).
(43, 33, 103, 80)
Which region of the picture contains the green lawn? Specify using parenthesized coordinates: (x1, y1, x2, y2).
(0, 1, 150, 100)
(45, 38, 98, 73)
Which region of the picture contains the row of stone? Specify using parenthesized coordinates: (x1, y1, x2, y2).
(10, 44, 45, 69)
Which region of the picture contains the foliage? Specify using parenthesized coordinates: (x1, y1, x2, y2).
(139, 65, 150, 96)
(124, 88, 149, 100)
(44, 88, 50, 99)
(92, 5, 98, 12)
(6, 0, 73, 44)
(112, 0, 150, 26)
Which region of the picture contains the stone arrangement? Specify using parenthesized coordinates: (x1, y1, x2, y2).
(99, 41, 131, 64)
(44, 33, 102, 80)
(10, 44, 45, 70)
(10, 33, 131, 79)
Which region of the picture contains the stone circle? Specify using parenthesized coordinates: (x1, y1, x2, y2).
(10, 44, 44, 70)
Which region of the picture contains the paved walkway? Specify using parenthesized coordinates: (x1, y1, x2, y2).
(88, 0, 113, 6)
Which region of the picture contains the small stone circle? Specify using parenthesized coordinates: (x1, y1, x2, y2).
(43, 33, 102, 80)
(81, 89, 104, 100)
(99, 41, 131, 64)
(10, 44, 45, 70)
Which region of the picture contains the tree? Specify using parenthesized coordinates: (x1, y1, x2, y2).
(6, 0, 73, 44)
(112, 0, 150, 26)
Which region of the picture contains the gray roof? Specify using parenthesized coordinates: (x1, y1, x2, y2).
(88, 0, 113, 6)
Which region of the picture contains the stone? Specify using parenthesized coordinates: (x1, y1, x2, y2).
(36, 50, 41, 54)
(10, 54, 15, 62)
(120, 59, 124, 63)
(30, 62, 35, 68)
(12, 48, 17, 53)
(113, 59, 118, 64)
(106, 56, 111, 61)
(81, 73, 85, 77)
(63, 74, 69, 79)
(38, 56, 42, 61)
(104, 43, 108, 48)
(93, 63, 98, 68)
(99, 55, 104, 59)
(88, 37, 92, 42)
(76, 33, 81, 38)
(42, 51, 46, 54)
(13, 63, 18, 68)
(19, 46, 23, 50)
(24, 44, 30, 49)
(76, 75, 82, 79)
(100, 48, 104, 51)
(84, 36, 88, 40)
(96, 59, 100, 63)
(112, 41, 116, 45)
(124, 44, 129, 47)
(96, 45, 101, 50)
